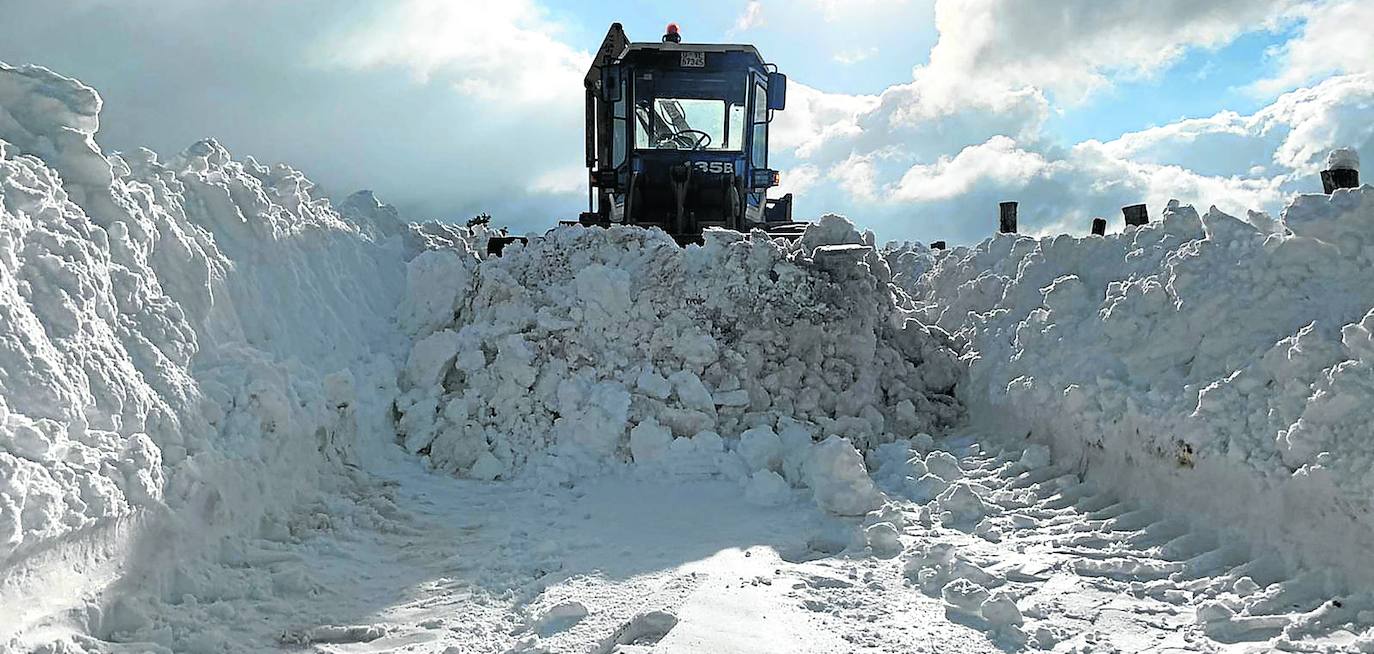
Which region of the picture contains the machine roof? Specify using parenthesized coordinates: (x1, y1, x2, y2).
(622, 41, 764, 62)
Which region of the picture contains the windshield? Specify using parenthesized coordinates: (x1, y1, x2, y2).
(633, 72, 747, 151)
(636, 98, 744, 151)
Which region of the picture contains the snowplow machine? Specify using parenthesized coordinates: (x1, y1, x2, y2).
(489, 22, 802, 255)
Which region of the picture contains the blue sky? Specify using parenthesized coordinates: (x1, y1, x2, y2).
(0, 0, 1370, 244)
(546, 1, 942, 95)
(1048, 29, 1290, 143)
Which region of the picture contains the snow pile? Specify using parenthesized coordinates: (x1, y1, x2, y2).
(393, 216, 964, 508)
(1329, 147, 1359, 170)
(882, 241, 943, 295)
(903, 183, 1374, 578)
(0, 62, 407, 582)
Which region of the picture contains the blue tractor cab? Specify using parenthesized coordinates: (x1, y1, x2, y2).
(578, 23, 801, 244)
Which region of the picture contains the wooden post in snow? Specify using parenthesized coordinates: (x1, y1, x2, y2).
(1322, 169, 1360, 193)
(999, 202, 1018, 234)
(1122, 204, 1149, 227)
(1091, 218, 1107, 236)
(1322, 148, 1360, 193)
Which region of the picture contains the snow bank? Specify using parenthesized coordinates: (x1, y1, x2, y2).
(0, 62, 407, 586)
(393, 215, 964, 501)
(903, 181, 1374, 579)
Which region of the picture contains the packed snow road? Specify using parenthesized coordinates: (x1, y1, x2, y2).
(61, 433, 1360, 654)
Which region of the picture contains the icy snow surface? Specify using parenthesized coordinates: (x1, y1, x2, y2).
(5, 60, 1374, 653)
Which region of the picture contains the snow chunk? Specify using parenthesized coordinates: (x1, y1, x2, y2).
(670, 370, 716, 415)
(980, 592, 1024, 629)
(404, 329, 463, 387)
(629, 419, 673, 464)
(743, 470, 792, 507)
(1329, 147, 1359, 171)
(941, 578, 990, 616)
(935, 482, 988, 525)
(805, 436, 883, 516)
(469, 452, 505, 481)
(398, 249, 477, 337)
(533, 600, 589, 636)
(635, 366, 673, 400)
(923, 450, 963, 480)
(864, 522, 903, 558)
(737, 425, 783, 472)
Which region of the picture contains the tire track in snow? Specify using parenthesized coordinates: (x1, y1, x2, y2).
(33, 436, 1372, 653)
(839, 433, 1372, 652)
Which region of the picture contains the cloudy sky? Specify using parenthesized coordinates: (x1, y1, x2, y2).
(1, 0, 1371, 244)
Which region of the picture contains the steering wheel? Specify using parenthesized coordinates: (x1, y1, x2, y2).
(669, 129, 712, 150)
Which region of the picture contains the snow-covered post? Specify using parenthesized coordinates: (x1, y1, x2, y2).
(1091, 217, 1106, 236)
(999, 202, 1017, 234)
(931, 240, 946, 250)
(1322, 148, 1360, 194)
(1122, 204, 1148, 227)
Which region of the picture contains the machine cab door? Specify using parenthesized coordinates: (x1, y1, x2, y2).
(744, 73, 770, 224)
(750, 73, 769, 171)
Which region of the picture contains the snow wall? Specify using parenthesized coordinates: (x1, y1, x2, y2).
(900, 190, 1374, 582)
(0, 62, 414, 628)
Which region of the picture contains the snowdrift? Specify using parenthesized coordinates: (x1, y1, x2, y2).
(903, 191, 1374, 580)
(392, 217, 964, 499)
(0, 62, 411, 625)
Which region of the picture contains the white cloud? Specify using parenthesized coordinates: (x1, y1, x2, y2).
(778, 164, 821, 197)
(1253, 0, 1374, 95)
(529, 165, 586, 195)
(770, 82, 879, 158)
(833, 47, 877, 65)
(1103, 74, 1374, 175)
(828, 153, 880, 201)
(892, 136, 1052, 201)
(921, 0, 1301, 102)
(1264, 74, 1374, 172)
(321, 0, 590, 105)
(774, 0, 1307, 197)
(734, 1, 765, 32)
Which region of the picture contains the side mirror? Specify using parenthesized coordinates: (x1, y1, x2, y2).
(767, 72, 787, 111)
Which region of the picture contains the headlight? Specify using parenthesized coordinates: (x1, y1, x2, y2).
(751, 168, 779, 189)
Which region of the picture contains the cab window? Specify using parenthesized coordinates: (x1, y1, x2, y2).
(751, 80, 768, 168)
